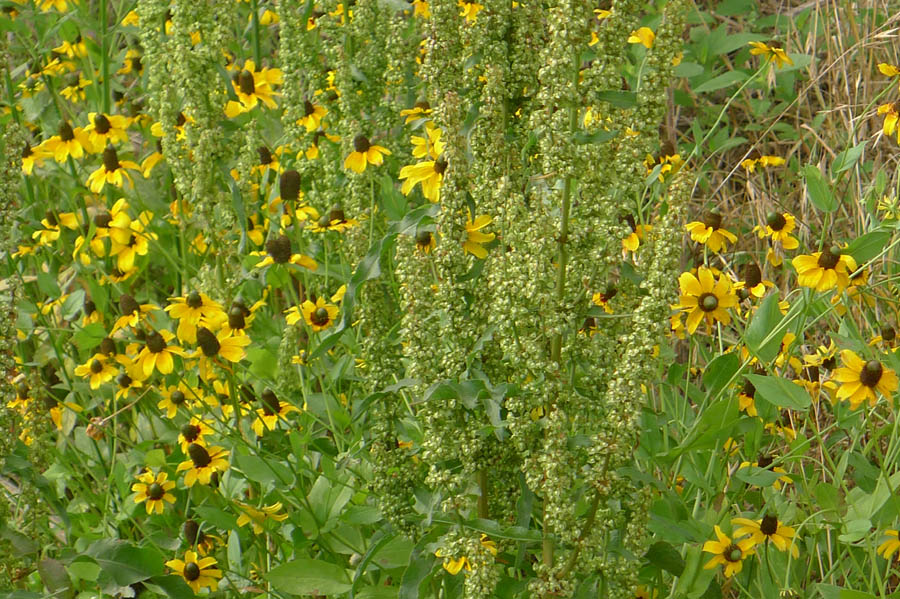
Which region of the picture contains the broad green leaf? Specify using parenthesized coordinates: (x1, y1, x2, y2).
(743, 374, 810, 410)
(673, 62, 704, 78)
(144, 575, 198, 599)
(573, 129, 619, 145)
(846, 231, 891, 264)
(227, 530, 242, 572)
(732, 466, 788, 486)
(73, 322, 108, 352)
(743, 293, 784, 363)
(837, 518, 871, 543)
(708, 32, 767, 55)
(643, 541, 685, 576)
(596, 90, 637, 109)
(803, 164, 837, 212)
(692, 71, 748, 93)
(831, 141, 867, 175)
(85, 540, 164, 587)
(234, 453, 294, 486)
(702, 353, 740, 398)
(266, 558, 352, 596)
(66, 559, 101, 582)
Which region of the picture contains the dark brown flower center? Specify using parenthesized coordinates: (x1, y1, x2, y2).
(183, 562, 201, 581)
(102, 146, 120, 171)
(257, 145, 273, 165)
(702, 210, 722, 230)
(803, 365, 820, 383)
(860, 360, 883, 387)
(742, 263, 762, 289)
(434, 157, 448, 175)
(99, 337, 117, 355)
(266, 235, 292, 264)
(766, 211, 786, 231)
(724, 544, 742, 562)
(186, 290, 203, 308)
(741, 379, 756, 397)
(176, 112, 187, 127)
(416, 230, 432, 247)
(147, 482, 165, 500)
(279, 170, 300, 202)
(116, 372, 132, 388)
(93, 114, 111, 134)
(59, 121, 75, 141)
(311, 307, 330, 326)
(882, 326, 896, 342)
(760, 514, 778, 536)
(757, 454, 773, 469)
(318, 213, 332, 228)
(181, 424, 201, 442)
(239, 70, 255, 95)
(699, 293, 719, 312)
(228, 307, 246, 330)
(353, 134, 370, 153)
(183, 520, 202, 545)
(90, 359, 104, 374)
(146, 331, 167, 354)
(304, 100, 315, 116)
(261, 389, 280, 415)
(188, 443, 211, 468)
(171, 390, 186, 405)
(196, 327, 220, 357)
(817, 246, 841, 269)
(94, 212, 112, 228)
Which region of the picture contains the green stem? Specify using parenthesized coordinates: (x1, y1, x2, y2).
(477, 470, 488, 519)
(100, 0, 110, 114)
(251, 0, 262, 65)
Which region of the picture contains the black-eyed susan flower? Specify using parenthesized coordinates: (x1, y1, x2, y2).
(131, 470, 176, 515)
(628, 27, 655, 48)
(635, 585, 658, 599)
(60, 73, 91, 102)
(877, 102, 900, 144)
(738, 454, 792, 490)
(685, 209, 737, 253)
(235, 501, 289, 534)
(84, 112, 130, 148)
(457, 0, 482, 22)
(832, 350, 898, 409)
(86, 146, 140, 193)
(297, 99, 327, 132)
(194, 326, 251, 364)
(251, 389, 301, 436)
(399, 156, 446, 202)
(673, 267, 738, 334)
(621, 214, 651, 255)
(879, 63, 900, 78)
(53, 36, 87, 58)
(592, 284, 617, 314)
(741, 154, 786, 173)
(165, 550, 222, 593)
(792, 246, 856, 293)
(734, 263, 773, 300)
(21, 143, 50, 175)
(344, 134, 391, 173)
(112, 294, 159, 333)
(224, 60, 282, 117)
(74, 353, 118, 389)
(117, 48, 143, 75)
(309, 204, 358, 233)
(749, 41, 793, 68)
(732, 515, 798, 558)
(411, 124, 444, 159)
(164, 291, 227, 344)
(738, 378, 757, 417)
(254, 234, 317, 270)
(178, 417, 214, 453)
(878, 530, 900, 560)
(108, 214, 157, 273)
(463, 214, 495, 259)
(135, 330, 185, 377)
(158, 383, 199, 418)
(755, 211, 799, 250)
(286, 296, 339, 332)
(183, 520, 220, 556)
(39, 120, 93, 162)
(400, 101, 431, 123)
(177, 443, 230, 487)
(703, 525, 755, 578)
(415, 230, 436, 253)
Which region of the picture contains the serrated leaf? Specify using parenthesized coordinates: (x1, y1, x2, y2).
(266, 558, 352, 596)
(743, 374, 810, 410)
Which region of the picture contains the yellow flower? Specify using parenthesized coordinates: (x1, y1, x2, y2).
(399, 157, 446, 202)
(832, 350, 899, 409)
(673, 267, 738, 334)
(458, 0, 483, 22)
(296, 100, 327, 132)
(754, 212, 799, 250)
(878, 102, 900, 144)
(415, 230, 436, 254)
(135, 330, 185, 378)
(702, 525, 755, 578)
(178, 416, 215, 453)
(463, 214, 495, 259)
(194, 327, 251, 363)
(741, 155, 786, 172)
(344, 135, 391, 173)
(73, 354, 118, 389)
(164, 291, 227, 344)
(176, 444, 230, 487)
(235, 501, 289, 534)
(737, 455, 792, 490)
(131, 470, 176, 515)
(684, 210, 737, 253)
(21, 143, 50, 175)
(39, 121, 93, 162)
(251, 390, 301, 436)
(86, 146, 140, 193)
(878, 63, 900, 77)
(400, 102, 432, 123)
(878, 530, 900, 560)
(411, 125, 443, 159)
(253, 234, 317, 270)
(224, 60, 282, 117)
(628, 27, 655, 48)
(732, 515, 799, 558)
(791, 246, 856, 293)
(165, 551, 222, 593)
(749, 41, 793, 68)
(286, 296, 339, 332)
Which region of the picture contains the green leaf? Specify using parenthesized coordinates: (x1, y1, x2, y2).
(66, 559, 101, 582)
(846, 231, 891, 264)
(246, 347, 278, 380)
(38, 558, 71, 599)
(644, 541, 685, 576)
(831, 141, 867, 175)
(85, 540, 164, 587)
(673, 62, 704, 78)
(732, 466, 788, 486)
(702, 353, 740, 398)
(692, 71, 749, 94)
(144, 575, 195, 599)
(743, 374, 810, 410)
(708, 32, 768, 55)
(596, 90, 637, 109)
(36, 271, 61, 298)
(743, 293, 784, 363)
(399, 538, 436, 599)
(266, 559, 352, 596)
(234, 453, 294, 486)
(573, 129, 619, 145)
(803, 164, 837, 212)
(73, 322, 108, 352)
(227, 530, 242, 573)
(837, 518, 871, 543)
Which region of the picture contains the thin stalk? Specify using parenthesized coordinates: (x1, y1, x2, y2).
(477, 469, 489, 519)
(101, 0, 110, 114)
(251, 0, 262, 65)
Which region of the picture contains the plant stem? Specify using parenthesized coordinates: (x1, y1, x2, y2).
(100, 0, 110, 114)
(477, 469, 488, 519)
